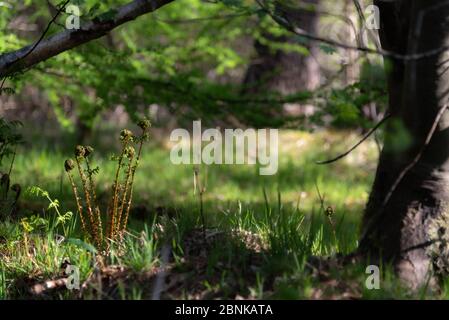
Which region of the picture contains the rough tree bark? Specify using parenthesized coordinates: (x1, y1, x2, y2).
(359, 0, 449, 289)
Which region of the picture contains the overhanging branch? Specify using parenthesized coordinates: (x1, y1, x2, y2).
(0, 0, 174, 78)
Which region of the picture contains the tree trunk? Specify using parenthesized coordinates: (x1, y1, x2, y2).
(360, 0, 449, 289)
(343, 0, 357, 85)
(243, 0, 320, 95)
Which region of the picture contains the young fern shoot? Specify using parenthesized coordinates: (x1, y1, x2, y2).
(108, 129, 133, 241)
(120, 119, 151, 236)
(64, 119, 151, 253)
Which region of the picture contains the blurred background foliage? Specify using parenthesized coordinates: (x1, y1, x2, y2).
(1, 0, 387, 137)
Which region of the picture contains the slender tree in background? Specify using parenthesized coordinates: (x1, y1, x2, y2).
(243, 0, 320, 95)
(343, 0, 357, 85)
(359, 0, 449, 289)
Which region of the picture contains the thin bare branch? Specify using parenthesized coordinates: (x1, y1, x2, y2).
(316, 113, 391, 165)
(257, 0, 449, 62)
(381, 105, 448, 209)
(360, 104, 449, 243)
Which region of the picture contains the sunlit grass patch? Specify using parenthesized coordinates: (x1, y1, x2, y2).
(0, 127, 394, 299)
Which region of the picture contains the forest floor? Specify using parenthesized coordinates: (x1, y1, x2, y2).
(1, 124, 447, 299)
